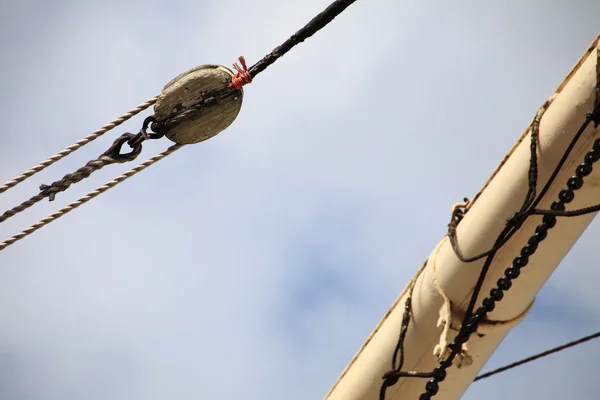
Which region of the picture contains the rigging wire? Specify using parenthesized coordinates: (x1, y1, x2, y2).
(0, 122, 156, 224)
(3, 2, 596, 396)
(0, 144, 183, 251)
(0, 96, 157, 194)
(474, 330, 600, 382)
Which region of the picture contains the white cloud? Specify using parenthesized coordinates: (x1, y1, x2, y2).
(1, 1, 600, 399)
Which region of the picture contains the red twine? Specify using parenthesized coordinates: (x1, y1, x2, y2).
(228, 56, 252, 90)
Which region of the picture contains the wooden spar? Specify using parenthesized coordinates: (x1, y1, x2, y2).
(325, 35, 600, 400)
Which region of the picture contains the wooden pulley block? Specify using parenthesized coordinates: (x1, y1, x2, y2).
(154, 64, 243, 145)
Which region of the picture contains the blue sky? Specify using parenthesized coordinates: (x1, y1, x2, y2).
(1, 0, 600, 399)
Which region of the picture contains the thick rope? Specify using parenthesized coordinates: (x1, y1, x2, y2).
(159, 0, 359, 131)
(1, 0, 360, 248)
(0, 156, 116, 224)
(0, 193, 46, 224)
(0, 96, 158, 194)
(0, 144, 183, 251)
(248, 0, 358, 78)
(0, 131, 147, 224)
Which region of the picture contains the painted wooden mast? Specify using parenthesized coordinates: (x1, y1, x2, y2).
(325, 36, 600, 400)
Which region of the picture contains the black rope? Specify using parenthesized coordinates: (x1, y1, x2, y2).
(447, 103, 548, 265)
(380, 47, 600, 400)
(248, 0, 358, 78)
(156, 0, 359, 131)
(380, 283, 418, 400)
(1, 0, 359, 236)
(474, 330, 600, 382)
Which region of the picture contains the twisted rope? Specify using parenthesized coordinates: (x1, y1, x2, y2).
(475, 330, 600, 381)
(0, 156, 116, 224)
(0, 96, 157, 194)
(39, 156, 117, 201)
(0, 144, 183, 251)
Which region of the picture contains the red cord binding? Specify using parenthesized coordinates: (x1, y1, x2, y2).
(228, 56, 252, 90)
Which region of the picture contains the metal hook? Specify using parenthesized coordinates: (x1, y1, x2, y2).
(142, 116, 165, 140)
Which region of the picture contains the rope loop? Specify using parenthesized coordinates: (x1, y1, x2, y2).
(101, 133, 143, 163)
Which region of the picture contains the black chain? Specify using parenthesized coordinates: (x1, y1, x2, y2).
(0, 116, 164, 224)
(380, 48, 600, 399)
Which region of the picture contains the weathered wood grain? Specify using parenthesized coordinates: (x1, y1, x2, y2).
(155, 65, 243, 145)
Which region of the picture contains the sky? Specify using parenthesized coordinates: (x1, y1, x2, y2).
(1, 0, 600, 399)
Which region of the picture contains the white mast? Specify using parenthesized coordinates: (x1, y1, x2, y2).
(325, 36, 600, 400)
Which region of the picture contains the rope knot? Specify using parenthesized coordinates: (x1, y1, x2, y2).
(228, 56, 252, 90)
